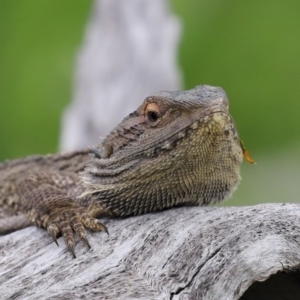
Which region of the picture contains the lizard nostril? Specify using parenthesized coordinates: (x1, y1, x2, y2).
(224, 130, 230, 135)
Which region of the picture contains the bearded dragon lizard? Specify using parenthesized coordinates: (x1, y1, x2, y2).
(0, 85, 253, 257)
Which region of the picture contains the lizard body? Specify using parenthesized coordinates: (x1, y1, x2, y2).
(0, 85, 245, 257)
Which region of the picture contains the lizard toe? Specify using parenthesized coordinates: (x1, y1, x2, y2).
(70, 215, 91, 249)
(60, 219, 76, 257)
(82, 215, 109, 234)
(47, 206, 108, 257)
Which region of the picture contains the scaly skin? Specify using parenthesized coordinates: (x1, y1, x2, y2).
(0, 85, 246, 257)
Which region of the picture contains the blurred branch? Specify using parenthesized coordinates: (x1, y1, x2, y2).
(59, 0, 182, 151)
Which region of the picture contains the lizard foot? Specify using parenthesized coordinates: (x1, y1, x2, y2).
(47, 207, 108, 258)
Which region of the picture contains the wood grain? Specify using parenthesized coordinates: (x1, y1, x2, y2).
(1, 203, 300, 299)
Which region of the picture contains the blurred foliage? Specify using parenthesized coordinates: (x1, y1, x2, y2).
(171, 0, 300, 204)
(0, 0, 92, 159)
(172, 0, 300, 153)
(0, 0, 299, 204)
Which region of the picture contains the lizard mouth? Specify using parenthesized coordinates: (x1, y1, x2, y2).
(205, 110, 255, 164)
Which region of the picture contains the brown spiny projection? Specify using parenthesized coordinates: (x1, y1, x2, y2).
(0, 85, 252, 257)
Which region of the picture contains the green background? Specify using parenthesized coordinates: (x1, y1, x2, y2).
(1, 0, 299, 205)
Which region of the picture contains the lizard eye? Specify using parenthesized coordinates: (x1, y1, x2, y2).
(145, 102, 161, 125)
(147, 111, 159, 122)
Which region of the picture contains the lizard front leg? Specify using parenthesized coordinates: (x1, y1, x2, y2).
(16, 171, 109, 258)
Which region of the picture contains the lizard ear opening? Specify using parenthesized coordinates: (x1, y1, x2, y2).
(91, 147, 101, 159)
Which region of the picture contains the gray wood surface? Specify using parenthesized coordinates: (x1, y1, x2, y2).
(1, 203, 300, 299)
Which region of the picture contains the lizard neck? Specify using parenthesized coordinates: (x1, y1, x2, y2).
(82, 111, 243, 216)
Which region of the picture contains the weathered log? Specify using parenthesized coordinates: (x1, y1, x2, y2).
(1, 203, 300, 299)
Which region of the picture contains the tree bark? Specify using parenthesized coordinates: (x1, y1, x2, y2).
(1, 203, 300, 299)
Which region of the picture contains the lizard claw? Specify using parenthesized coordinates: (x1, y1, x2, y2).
(68, 243, 76, 259)
(47, 223, 60, 247)
(101, 223, 109, 235)
(81, 235, 91, 249)
(47, 206, 107, 258)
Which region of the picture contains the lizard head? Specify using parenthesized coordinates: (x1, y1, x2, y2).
(83, 85, 245, 216)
